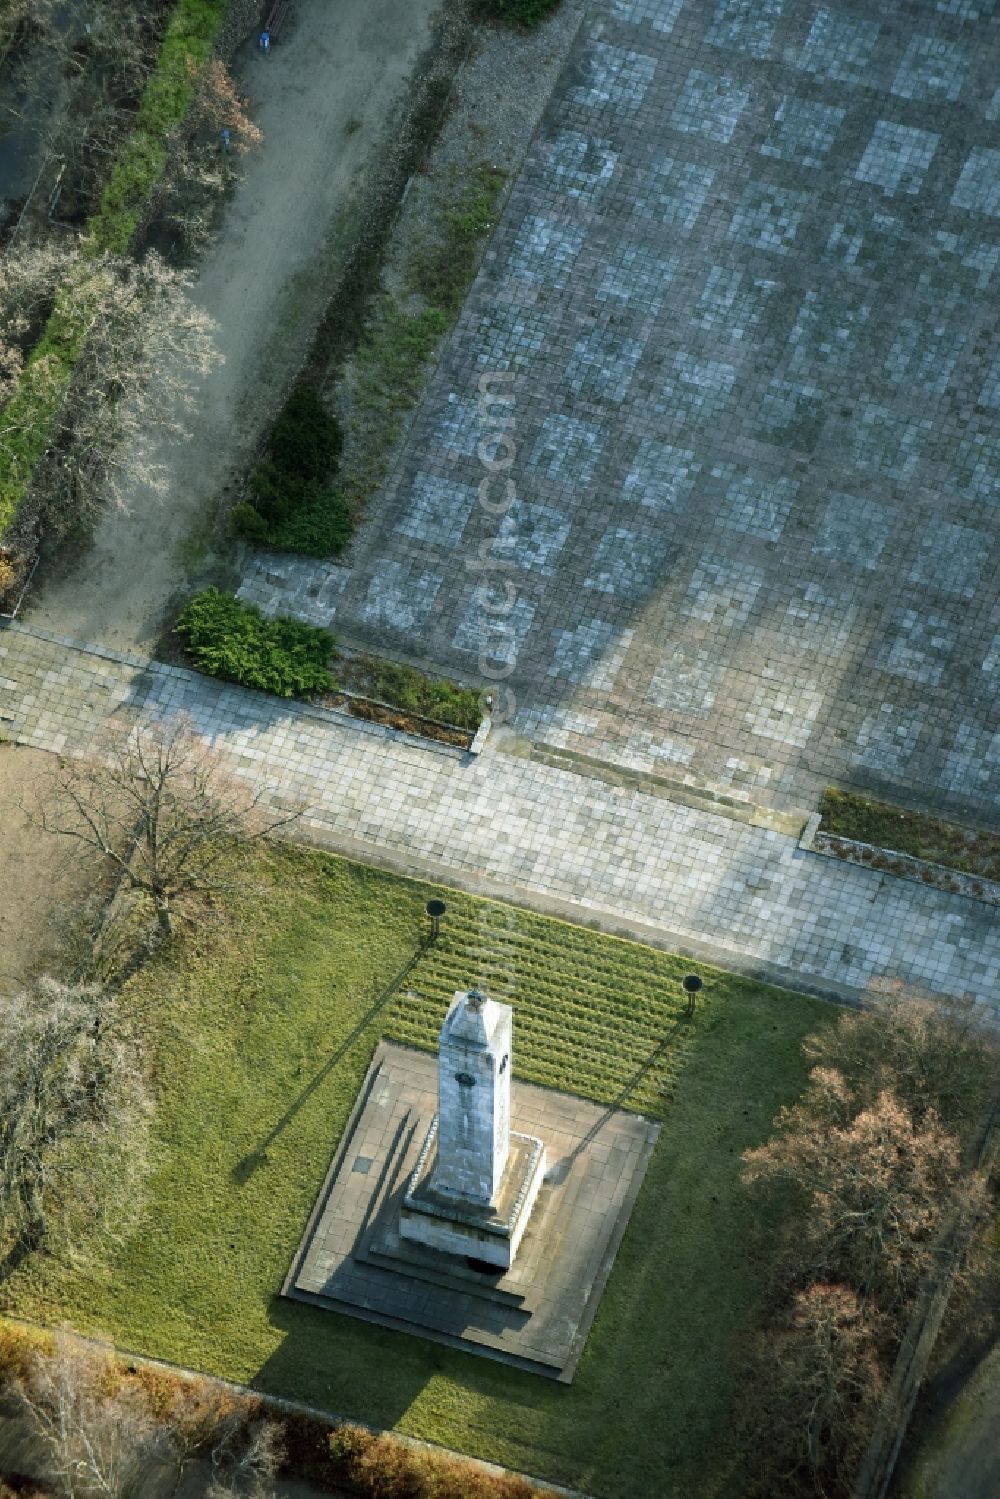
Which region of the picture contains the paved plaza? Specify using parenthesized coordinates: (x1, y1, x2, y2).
(240, 0, 1000, 824)
(2, 623, 998, 1021)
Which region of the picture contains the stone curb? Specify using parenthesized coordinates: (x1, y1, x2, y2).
(798, 811, 822, 851)
(523, 739, 811, 838)
(810, 829, 1000, 909)
(469, 713, 492, 756)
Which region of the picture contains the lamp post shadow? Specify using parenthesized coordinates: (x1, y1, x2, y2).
(554, 1015, 686, 1174)
(231, 943, 427, 1185)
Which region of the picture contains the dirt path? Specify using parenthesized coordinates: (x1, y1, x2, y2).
(26, 0, 442, 653)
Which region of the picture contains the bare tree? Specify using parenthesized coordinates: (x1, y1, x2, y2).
(0, 241, 75, 404)
(13, 1336, 172, 1499)
(148, 61, 261, 265)
(36, 715, 298, 938)
(188, 58, 263, 154)
(739, 1283, 886, 1499)
(206, 1415, 283, 1499)
(804, 983, 999, 1138)
(29, 251, 220, 539)
(0, 978, 147, 1274)
(743, 1067, 986, 1318)
(738, 997, 997, 1498)
(11, 1337, 281, 1499)
(1, 246, 220, 557)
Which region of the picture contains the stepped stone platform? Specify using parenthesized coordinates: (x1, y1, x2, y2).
(283, 1042, 659, 1381)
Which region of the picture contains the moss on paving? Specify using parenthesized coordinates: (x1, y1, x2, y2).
(6, 845, 832, 1498)
(819, 787, 1000, 881)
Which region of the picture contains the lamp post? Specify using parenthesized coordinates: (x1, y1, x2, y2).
(426, 898, 447, 942)
(682, 972, 702, 1019)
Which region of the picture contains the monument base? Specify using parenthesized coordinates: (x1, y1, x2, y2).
(399, 1116, 546, 1271)
(283, 1043, 660, 1381)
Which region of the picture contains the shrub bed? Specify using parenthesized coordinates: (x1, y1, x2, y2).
(236, 153, 508, 559)
(176, 592, 482, 730)
(408, 162, 507, 313)
(819, 787, 1000, 881)
(175, 588, 335, 697)
(337, 655, 482, 731)
(0, 0, 230, 546)
(233, 381, 352, 556)
(478, 0, 564, 26)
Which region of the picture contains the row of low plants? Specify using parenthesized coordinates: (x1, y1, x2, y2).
(175, 588, 482, 729)
(0, 0, 229, 546)
(819, 787, 1000, 881)
(232, 158, 508, 556)
(335, 654, 483, 731)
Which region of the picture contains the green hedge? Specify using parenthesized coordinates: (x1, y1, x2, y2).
(0, 0, 229, 543)
(233, 381, 353, 557)
(0, 283, 93, 536)
(176, 591, 484, 727)
(479, 0, 563, 26)
(175, 589, 336, 698)
(90, 0, 228, 254)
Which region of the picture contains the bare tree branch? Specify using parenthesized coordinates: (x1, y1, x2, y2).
(33, 715, 301, 939)
(11, 1336, 281, 1499)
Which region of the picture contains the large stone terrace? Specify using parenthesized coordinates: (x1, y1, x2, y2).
(244, 0, 1000, 824)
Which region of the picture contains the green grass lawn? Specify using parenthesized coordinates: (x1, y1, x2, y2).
(6, 845, 833, 1498)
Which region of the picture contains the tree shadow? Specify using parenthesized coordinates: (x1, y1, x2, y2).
(231, 942, 428, 1184)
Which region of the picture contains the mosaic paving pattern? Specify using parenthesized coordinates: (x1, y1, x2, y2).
(671, 68, 750, 143)
(259, 0, 1000, 823)
(797, 7, 879, 84)
(761, 95, 846, 168)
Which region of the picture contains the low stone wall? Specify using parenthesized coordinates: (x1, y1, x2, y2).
(815, 831, 1000, 908)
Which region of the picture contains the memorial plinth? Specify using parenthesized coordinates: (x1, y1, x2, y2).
(400, 1119, 546, 1269)
(283, 992, 659, 1381)
(398, 988, 546, 1270)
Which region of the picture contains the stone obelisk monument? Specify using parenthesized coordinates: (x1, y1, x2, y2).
(399, 989, 546, 1269)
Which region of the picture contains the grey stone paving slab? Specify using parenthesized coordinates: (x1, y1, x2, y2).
(240, 0, 1000, 827)
(4, 627, 999, 1026)
(796, 6, 880, 85)
(236, 555, 350, 627)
